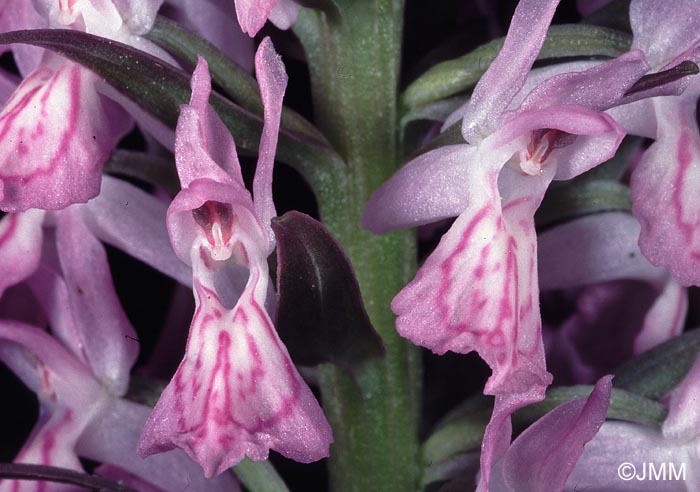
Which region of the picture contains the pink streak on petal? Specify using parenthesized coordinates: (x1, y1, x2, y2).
(138, 265, 332, 476)
(0, 210, 44, 297)
(0, 59, 126, 212)
(234, 0, 278, 37)
(463, 0, 560, 143)
(631, 97, 700, 286)
(175, 58, 243, 189)
(253, 37, 286, 243)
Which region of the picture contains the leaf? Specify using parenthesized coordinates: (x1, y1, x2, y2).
(271, 211, 385, 374)
(614, 328, 700, 399)
(401, 24, 632, 110)
(233, 458, 291, 492)
(103, 150, 179, 195)
(624, 60, 700, 97)
(0, 29, 344, 192)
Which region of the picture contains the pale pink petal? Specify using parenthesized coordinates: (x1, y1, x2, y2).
(138, 263, 332, 477)
(606, 98, 658, 139)
(0, 210, 44, 297)
(488, 376, 612, 492)
(81, 176, 192, 287)
(462, 0, 559, 143)
(253, 37, 286, 241)
(362, 145, 476, 234)
(566, 421, 687, 491)
(630, 97, 700, 286)
(111, 0, 164, 35)
(267, 0, 299, 30)
(635, 277, 687, 354)
(175, 57, 243, 189)
(663, 355, 700, 441)
(0, 57, 129, 212)
(55, 208, 138, 396)
(631, 0, 700, 68)
(79, 399, 240, 492)
(516, 50, 650, 114)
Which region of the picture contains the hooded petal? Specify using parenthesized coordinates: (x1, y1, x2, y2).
(252, 37, 286, 243)
(0, 56, 130, 212)
(54, 207, 138, 396)
(630, 97, 700, 286)
(462, 0, 560, 143)
(488, 376, 612, 492)
(0, 210, 44, 297)
(138, 259, 332, 476)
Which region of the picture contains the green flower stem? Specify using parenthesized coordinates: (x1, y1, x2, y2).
(233, 458, 291, 492)
(294, 3, 422, 492)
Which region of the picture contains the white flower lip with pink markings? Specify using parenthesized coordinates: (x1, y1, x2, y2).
(137, 39, 332, 477)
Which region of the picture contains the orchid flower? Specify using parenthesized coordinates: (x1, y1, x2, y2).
(538, 212, 687, 384)
(488, 376, 612, 492)
(566, 357, 700, 491)
(606, 0, 700, 286)
(137, 40, 332, 477)
(0, 0, 170, 212)
(362, 0, 653, 488)
(234, 0, 299, 37)
(0, 191, 234, 492)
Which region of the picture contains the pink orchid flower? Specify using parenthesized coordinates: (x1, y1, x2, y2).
(605, 0, 700, 287)
(0, 0, 169, 212)
(362, 0, 652, 489)
(137, 39, 332, 477)
(0, 184, 234, 492)
(538, 212, 687, 384)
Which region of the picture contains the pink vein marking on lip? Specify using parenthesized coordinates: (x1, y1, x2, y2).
(0, 65, 83, 184)
(0, 214, 19, 247)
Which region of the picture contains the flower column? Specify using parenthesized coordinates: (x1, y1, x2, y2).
(294, 2, 421, 492)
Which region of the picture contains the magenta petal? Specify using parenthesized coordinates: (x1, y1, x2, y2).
(253, 37, 286, 240)
(362, 145, 475, 233)
(0, 210, 44, 297)
(55, 208, 138, 396)
(631, 97, 700, 286)
(138, 266, 332, 477)
(488, 376, 612, 492)
(0, 58, 127, 212)
(235, 0, 278, 36)
(463, 0, 559, 142)
(175, 57, 243, 188)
